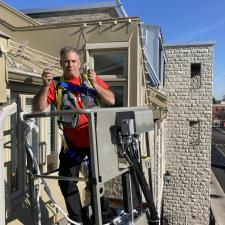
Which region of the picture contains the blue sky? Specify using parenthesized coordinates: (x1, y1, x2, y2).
(2, 0, 225, 100)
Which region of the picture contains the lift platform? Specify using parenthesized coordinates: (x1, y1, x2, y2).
(21, 107, 159, 225)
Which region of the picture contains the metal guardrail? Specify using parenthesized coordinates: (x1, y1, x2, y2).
(22, 106, 150, 119)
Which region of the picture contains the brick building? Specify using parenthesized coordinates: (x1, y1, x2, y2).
(213, 101, 225, 127)
(163, 43, 213, 224)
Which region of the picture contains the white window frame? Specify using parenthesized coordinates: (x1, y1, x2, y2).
(85, 42, 129, 106)
(85, 42, 128, 76)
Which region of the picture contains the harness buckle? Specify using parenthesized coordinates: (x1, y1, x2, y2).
(83, 86, 96, 97)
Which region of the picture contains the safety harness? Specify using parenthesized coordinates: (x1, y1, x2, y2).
(53, 74, 101, 160)
(53, 74, 101, 129)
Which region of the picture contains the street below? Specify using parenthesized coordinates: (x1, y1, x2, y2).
(212, 128, 225, 192)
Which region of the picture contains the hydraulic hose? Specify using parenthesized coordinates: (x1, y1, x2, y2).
(126, 147, 159, 224)
(118, 132, 159, 225)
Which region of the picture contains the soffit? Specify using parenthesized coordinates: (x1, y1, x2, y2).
(0, 17, 138, 60)
(7, 39, 61, 81)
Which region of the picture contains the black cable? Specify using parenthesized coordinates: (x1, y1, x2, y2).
(121, 138, 159, 224)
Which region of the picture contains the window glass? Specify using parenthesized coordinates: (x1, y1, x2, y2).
(88, 48, 128, 107)
(110, 86, 124, 107)
(93, 52, 125, 76)
(191, 63, 201, 78)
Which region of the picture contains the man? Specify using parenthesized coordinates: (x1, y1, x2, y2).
(33, 46, 115, 224)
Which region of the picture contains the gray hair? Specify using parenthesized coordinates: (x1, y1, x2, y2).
(60, 46, 80, 59)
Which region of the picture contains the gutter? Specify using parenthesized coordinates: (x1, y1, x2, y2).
(0, 102, 17, 225)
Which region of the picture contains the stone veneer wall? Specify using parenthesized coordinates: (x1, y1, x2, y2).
(163, 44, 213, 225)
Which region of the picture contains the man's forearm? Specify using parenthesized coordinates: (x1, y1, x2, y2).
(93, 83, 115, 105)
(32, 86, 49, 112)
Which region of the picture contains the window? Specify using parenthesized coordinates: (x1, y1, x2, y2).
(93, 52, 125, 76)
(190, 63, 201, 89)
(107, 83, 127, 107)
(89, 49, 127, 79)
(189, 121, 200, 145)
(86, 43, 128, 107)
(110, 86, 124, 107)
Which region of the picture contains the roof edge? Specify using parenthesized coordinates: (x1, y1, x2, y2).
(1, 16, 140, 31)
(0, 1, 39, 25)
(163, 41, 215, 48)
(21, 0, 127, 16)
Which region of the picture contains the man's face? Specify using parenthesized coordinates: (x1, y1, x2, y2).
(60, 51, 81, 79)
